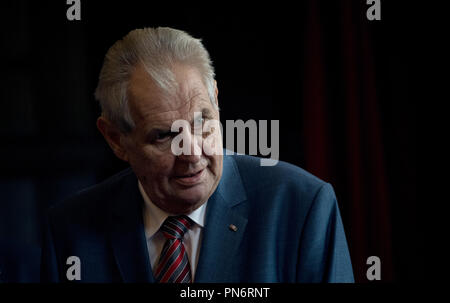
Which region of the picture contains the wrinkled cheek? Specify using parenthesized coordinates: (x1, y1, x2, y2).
(135, 164, 152, 184)
(140, 166, 170, 198)
(131, 154, 158, 183)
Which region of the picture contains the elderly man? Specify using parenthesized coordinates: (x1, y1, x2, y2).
(41, 27, 354, 283)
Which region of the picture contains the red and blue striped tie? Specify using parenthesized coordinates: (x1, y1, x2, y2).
(154, 215, 193, 283)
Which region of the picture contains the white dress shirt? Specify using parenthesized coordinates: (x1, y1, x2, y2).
(138, 181, 206, 281)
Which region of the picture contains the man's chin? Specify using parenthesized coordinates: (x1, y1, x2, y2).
(175, 192, 207, 208)
(164, 198, 203, 214)
(164, 186, 208, 214)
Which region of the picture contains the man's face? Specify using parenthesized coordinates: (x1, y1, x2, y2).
(120, 64, 223, 214)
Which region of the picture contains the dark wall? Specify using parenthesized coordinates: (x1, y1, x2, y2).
(0, 0, 418, 282)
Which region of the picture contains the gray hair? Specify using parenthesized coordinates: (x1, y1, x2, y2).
(94, 27, 217, 133)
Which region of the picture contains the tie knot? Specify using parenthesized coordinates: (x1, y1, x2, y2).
(161, 215, 193, 240)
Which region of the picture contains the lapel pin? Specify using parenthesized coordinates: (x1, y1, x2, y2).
(229, 224, 238, 232)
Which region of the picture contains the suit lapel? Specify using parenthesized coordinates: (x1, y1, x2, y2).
(108, 153, 247, 283)
(109, 170, 154, 283)
(195, 155, 248, 282)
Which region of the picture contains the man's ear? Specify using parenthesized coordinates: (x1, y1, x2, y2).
(96, 116, 129, 162)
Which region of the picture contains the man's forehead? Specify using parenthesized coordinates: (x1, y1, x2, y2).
(127, 65, 172, 111)
(127, 64, 212, 122)
(138, 95, 210, 125)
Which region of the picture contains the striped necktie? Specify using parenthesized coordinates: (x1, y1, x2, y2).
(154, 215, 193, 283)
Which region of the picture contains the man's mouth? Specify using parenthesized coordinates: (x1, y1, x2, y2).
(173, 168, 205, 186)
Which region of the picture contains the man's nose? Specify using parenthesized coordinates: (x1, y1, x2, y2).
(178, 131, 202, 163)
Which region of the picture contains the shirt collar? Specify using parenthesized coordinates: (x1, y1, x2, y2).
(138, 181, 207, 238)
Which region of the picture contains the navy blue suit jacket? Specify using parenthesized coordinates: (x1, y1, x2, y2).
(41, 154, 354, 282)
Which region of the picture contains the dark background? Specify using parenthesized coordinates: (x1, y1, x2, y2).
(0, 0, 418, 282)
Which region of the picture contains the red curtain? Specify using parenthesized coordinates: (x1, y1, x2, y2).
(301, 0, 394, 282)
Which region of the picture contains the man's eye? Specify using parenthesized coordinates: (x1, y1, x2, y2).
(156, 131, 175, 141)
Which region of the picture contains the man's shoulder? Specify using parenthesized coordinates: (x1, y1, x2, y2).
(228, 153, 325, 187)
(225, 153, 329, 201)
(47, 167, 136, 221)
